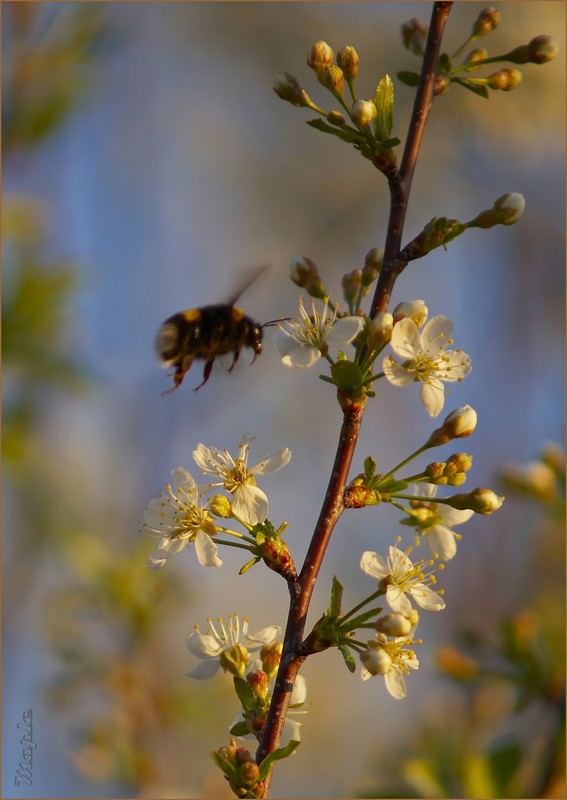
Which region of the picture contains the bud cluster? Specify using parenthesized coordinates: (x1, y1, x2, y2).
(397, 8, 557, 100)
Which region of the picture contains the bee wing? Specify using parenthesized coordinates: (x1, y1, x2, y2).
(226, 265, 269, 306)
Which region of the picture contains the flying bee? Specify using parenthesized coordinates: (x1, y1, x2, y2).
(156, 267, 285, 393)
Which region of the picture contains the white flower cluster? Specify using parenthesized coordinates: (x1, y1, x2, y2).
(186, 613, 307, 744)
(142, 437, 291, 570)
(358, 544, 446, 699)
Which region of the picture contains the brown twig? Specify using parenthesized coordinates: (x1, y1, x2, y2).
(256, 5, 453, 796)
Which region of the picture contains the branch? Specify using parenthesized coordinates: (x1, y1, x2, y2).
(371, 2, 453, 316)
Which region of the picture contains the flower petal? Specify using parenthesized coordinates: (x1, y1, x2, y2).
(186, 659, 222, 680)
(250, 449, 292, 475)
(423, 524, 458, 561)
(409, 582, 445, 611)
(360, 550, 388, 580)
(386, 584, 413, 615)
(383, 356, 415, 386)
(390, 317, 422, 358)
(232, 485, 268, 525)
(194, 529, 222, 567)
(420, 379, 446, 417)
(384, 668, 407, 700)
(325, 315, 365, 345)
(186, 632, 224, 658)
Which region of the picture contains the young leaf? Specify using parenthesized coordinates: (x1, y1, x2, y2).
(374, 74, 395, 142)
(452, 77, 490, 99)
(233, 676, 257, 711)
(397, 70, 420, 87)
(338, 644, 357, 673)
(328, 575, 344, 617)
(258, 740, 301, 780)
(229, 720, 251, 737)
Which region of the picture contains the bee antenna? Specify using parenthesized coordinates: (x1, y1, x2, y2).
(262, 317, 291, 329)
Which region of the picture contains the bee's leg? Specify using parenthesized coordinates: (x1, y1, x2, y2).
(227, 349, 241, 373)
(194, 358, 215, 391)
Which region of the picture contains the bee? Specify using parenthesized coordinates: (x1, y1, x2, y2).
(156, 268, 285, 393)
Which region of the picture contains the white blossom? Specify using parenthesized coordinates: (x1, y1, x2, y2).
(142, 467, 221, 570)
(383, 315, 471, 417)
(276, 297, 364, 368)
(193, 437, 291, 526)
(412, 484, 474, 560)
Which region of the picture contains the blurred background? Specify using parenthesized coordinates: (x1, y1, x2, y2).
(2, 2, 565, 798)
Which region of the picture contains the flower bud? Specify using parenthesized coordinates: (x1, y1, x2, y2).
(446, 487, 504, 514)
(469, 193, 526, 228)
(361, 640, 392, 675)
(307, 40, 334, 73)
(541, 441, 565, 475)
(443, 405, 478, 439)
(362, 247, 383, 286)
(327, 109, 346, 126)
(273, 72, 313, 108)
(445, 452, 473, 475)
(238, 760, 260, 789)
(336, 45, 359, 80)
(289, 256, 326, 299)
(246, 669, 269, 699)
(342, 269, 364, 307)
(367, 312, 393, 350)
(527, 34, 559, 64)
(463, 47, 488, 71)
(351, 99, 377, 127)
(505, 35, 559, 65)
(472, 6, 500, 38)
(209, 493, 232, 518)
(392, 299, 428, 327)
(260, 640, 282, 678)
(486, 68, 522, 91)
(324, 64, 345, 95)
(401, 18, 428, 55)
(375, 611, 418, 637)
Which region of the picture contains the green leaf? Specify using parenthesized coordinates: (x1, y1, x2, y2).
(229, 720, 251, 737)
(374, 74, 394, 142)
(239, 556, 261, 575)
(258, 740, 300, 780)
(377, 478, 409, 493)
(233, 676, 256, 711)
(397, 70, 420, 87)
(328, 576, 344, 618)
(342, 607, 383, 631)
(338, 644, 357, 673)
(306, 118, 361, 145)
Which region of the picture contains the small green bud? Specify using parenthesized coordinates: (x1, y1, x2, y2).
(486, 67, 522, 91)
(209, 493, 232, 518)
(336, 45, 359, 80)
(433, 73, 451, 96)
(463, 47, 488, 71)
(327, 109, 346, 126)
(401, 18, 427, 55)
(342, 269, 364, 307)
(362, 247, 383, 286)
(351, 99, 377, 127)
(472, 6, 500, 38)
